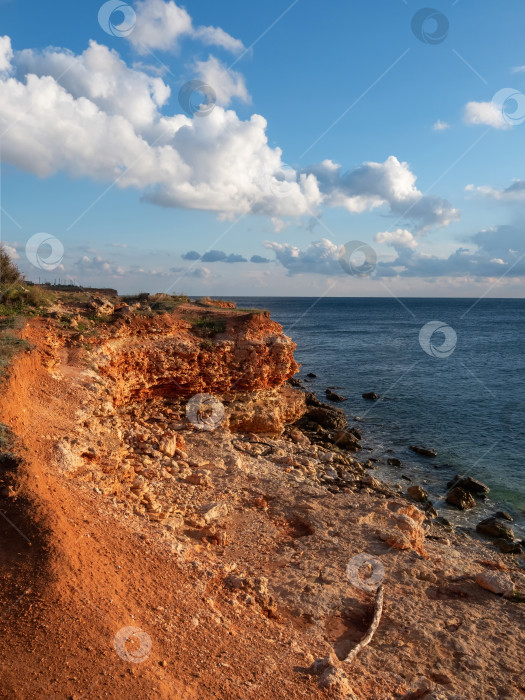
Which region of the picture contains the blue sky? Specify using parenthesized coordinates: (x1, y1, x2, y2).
(1, 0, 525, 296)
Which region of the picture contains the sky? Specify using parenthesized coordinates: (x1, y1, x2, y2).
(1, 0, 525, 296)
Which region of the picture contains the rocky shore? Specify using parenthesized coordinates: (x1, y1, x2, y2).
(0, 293, 524, 699)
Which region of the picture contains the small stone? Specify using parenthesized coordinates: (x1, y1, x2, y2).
(475, 571, 515, 597)
(200, 502, 228, 524)
(446, 486, 476, 510)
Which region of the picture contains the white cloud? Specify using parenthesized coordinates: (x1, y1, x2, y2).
(194, 56, 249, 107)
(511, 66, 525, 74)
(375, 229, 418, 249)
(128, 0, 244, 55)
(0, 36, 458, 228)
(465, 180, 525, 202)
(433, 120, 450, 131)
(16, 40, 172, 132)
(263, 238, 342, 276)
(0, 35, 12, 72)
(304, 156, 459, 231)
(3, 244, 19, 260)
(464, 101, 508, 129)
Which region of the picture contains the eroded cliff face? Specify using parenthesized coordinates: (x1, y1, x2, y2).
(94, 311, 299, 405)
(56, 304, 305, 435)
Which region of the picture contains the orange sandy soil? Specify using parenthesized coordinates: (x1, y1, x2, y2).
(0, 312, 524, 700)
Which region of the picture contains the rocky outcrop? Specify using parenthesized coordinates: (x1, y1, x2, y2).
(94, 311, 300, 402)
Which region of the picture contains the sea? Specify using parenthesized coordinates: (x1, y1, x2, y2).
(226, 297, 525, 538)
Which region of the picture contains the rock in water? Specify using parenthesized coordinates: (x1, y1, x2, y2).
(362, 392, 380, 400)
(325, 388, 346, 402)
(446, 474, 490, 496)
(476, 517, 515, 541)
(446, 486, 476, 510)
(493, 511, 513, 522)
(410, 445, 437, 457)
(407, 485, 428, 502)
(475, 571, 515, 597)
(387, 458, 402, 467)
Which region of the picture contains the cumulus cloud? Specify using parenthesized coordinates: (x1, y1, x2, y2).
(128, 0, 244, 55)
(263, 238, 342, 276)
(194, 55, 249, 107)
(302, 156, 459, 232)
(433, 120, 450, 131)
(466, 180, 525, 202)
(375, 229, 418, 249)
(0, 35, 458, 228)
(0, 35, 13, 72)
(250, 255, 271, 263)
(464, 101, 507, 129)
(264, 225, 525, 279)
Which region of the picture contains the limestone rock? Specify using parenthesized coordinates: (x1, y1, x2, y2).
(475, 571, 515, 597)
(407, 485, 428, 502)
(447, 474, 489, 496)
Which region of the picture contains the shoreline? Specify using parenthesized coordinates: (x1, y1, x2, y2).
(1, 293, 524, 699)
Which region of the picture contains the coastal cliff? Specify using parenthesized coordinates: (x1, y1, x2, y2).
(0, 292, 524, 700)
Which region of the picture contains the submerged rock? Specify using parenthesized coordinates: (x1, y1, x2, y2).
(387, 458, 402, 467)
(325, 388, 346, 402)
(362, 392, 380, 400)
(493, 511, 513, 522)
(446, 486, 476, 510)
(410, 445, 437, 457)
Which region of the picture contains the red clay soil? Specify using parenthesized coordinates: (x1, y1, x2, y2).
(0, 321, 325, 700)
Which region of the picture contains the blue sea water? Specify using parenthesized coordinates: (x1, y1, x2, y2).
(228, 297, 525, 536)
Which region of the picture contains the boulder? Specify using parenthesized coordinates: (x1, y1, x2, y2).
(305, 405, 347, 430)
(476, 517, 514, 541)
(306, 372, 317, 378)
(410, 445, 437, 457)
(446, 486, 476, 510)
(362, 392, 380, 400)
(334, 430, 361, 451)
(493, 511, 513, 522)
(475, 571, 515, 597)
(446, 474, 489, 496)
(407, 485, 428, 502)
(494, 539, 522, 554)
(325, 388, 346, 402)
(387, 458, 402, 467)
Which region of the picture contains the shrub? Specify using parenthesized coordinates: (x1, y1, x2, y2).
(0, 246, 22, 286)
